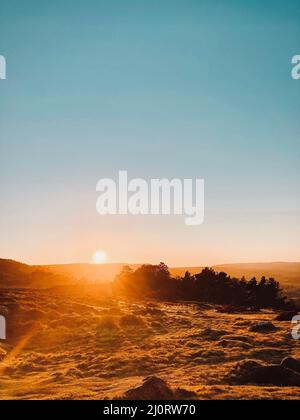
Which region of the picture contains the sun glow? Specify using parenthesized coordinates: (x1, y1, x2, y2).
(92, 250, 107, 264)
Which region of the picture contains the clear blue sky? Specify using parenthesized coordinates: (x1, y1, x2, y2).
(0, 0, 299, 265)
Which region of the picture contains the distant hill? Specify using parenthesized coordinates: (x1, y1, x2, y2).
(1, 259, 300, 288)
(171, 262, 300, 285)
(0, 259, 32, 287)
(0, 258, 74, 289)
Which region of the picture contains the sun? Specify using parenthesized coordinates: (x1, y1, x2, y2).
(92, 250, 107, 264)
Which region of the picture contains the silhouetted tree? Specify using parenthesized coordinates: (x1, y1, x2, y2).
(114, 263, 288, 309)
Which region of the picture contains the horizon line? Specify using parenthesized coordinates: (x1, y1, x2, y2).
(2, 257, 300, 268)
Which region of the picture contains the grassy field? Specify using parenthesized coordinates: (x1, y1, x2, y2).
(1, 287, 300, 400)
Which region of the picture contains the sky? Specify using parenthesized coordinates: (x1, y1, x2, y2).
(0, 0, 299, 266)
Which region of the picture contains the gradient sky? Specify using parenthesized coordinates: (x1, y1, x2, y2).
(0, 0, 299, 266)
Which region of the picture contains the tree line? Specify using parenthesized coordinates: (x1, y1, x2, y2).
(114, 263, 289, 309)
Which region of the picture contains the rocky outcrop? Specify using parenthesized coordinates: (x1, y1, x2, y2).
(227, 358, 300, 387)
(281, 357, 300, 374)
(275, 312, 299, 322)
(121, 376, 196, 400)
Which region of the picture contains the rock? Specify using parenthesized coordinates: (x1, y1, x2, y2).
(232, 359, 263, 375)
(228, 360, 300, 386)
(249, 322, 277, 333)
(275, 311, 299, 322)
(256, 366, 300, 386)
(281, 357, 300, 374)
(175, 388, 198, 399)
(122, 377, 175, 400)
(121, 376, 196, 400)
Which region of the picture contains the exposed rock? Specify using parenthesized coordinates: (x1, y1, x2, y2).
(249, 322, 277, 333)
(227, 360, 300, 386)
(275, 311, 299, 322)
(281, 357, 300, 374)
(122, 377, 174, 400)
(231, 359, 262, 374)
(121, 376, 196, 400)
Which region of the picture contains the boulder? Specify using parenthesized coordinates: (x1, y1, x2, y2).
(281, 357, 300, 374)
(275, 311, 299, 322)
(122, 377, 175, 400)
(121, 376, 196, 400)
(228, 359, 300, 386)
